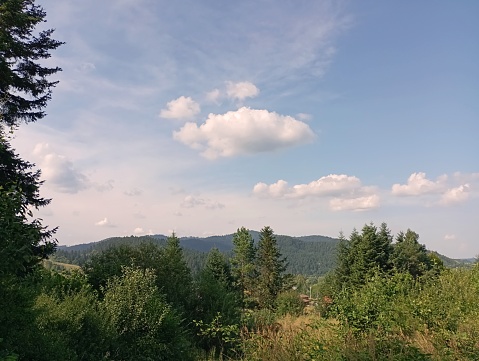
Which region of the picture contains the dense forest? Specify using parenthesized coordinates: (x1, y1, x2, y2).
(52, 232, 341, 276)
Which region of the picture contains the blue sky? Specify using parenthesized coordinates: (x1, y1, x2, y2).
(12, 0, 479, 258)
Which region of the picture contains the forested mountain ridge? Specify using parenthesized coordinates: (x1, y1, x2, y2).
(54, 232, 339, 275)
(54, 232, 472, 276)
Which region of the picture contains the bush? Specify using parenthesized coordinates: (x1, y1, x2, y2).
(275, 290, 305, 317)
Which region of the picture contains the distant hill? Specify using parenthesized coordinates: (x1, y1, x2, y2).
(54, 232, 474, 276)
(55, 232, 340, 275)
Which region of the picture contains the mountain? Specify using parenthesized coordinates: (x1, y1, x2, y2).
(55, 232, 340, 275)
(54, 232, 474, 276)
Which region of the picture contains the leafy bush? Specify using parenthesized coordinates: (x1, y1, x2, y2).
(275, 290, 305, 317)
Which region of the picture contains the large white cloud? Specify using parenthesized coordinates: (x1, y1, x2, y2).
(391, 172, 446, 196)
(33, 143, 90, 194)
(160, 96, 200, 120)
(173, 107, 315, 159)
(226, 81, 259, 101)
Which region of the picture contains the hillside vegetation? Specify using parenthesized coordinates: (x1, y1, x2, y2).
(3, 223, 479, 360)
(54, 231, 472, 276)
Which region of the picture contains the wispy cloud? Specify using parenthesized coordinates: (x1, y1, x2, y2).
(180, 195, 225, 210)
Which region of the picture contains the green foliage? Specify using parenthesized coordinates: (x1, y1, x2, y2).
(0, 275, 40, 360)
(157, 233, 193, 312)
(193, 313, 240, 359)
(34, 286, 112, 360)
(103, 266, 192, 361)
(275, 290, 305, 317)
(333, 272, 416, 334)
(391, 229, 432, 278)
(231, 227, 257, 304)
(192, 268, 241, 356)
(204, 247, 233, 288)
(82, 239, 193, 312)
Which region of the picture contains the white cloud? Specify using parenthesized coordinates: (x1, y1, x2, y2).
(33, 143, 90, 194)
(253, 180, 290, 198)
(444, 234, 456, 241)
(391, 172, 478, 206)
(329, 195, 380, 211)
(253, 174, 362, 199)
(292, 174, 361, 198)
(95, 217, 116, 227)
(391, 172, 446, 196)
(226, 81, 259, 101)
(174, 107, 315, 159)
(440, 184, 470, 205)
(159, 96, 200, 120)
(253, 174, 379, 211)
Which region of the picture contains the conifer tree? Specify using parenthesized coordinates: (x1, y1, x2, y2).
(157, 233, 193, 310)
(1, 0, 63, 127)
(256, 226, 287, 309)
(231, 227, 257, 303)
(334, 223, 393, 289)
(391, 229, 431, 278)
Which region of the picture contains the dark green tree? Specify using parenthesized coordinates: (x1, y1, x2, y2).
(230, 227, 257, 305)
(204, 247, 233, 288)
(157, 233, 193, 311)
(0, 0, 61, 276)
(334, 223, 393, 289)
(1, 0, 63, 127)
(256, 226, 288, 309)
(391, 229, 432, 279)
(82, 244, 140, 293)
(0, 137, 57, 276)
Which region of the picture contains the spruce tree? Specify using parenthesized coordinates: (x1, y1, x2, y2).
(256, 226, 287, 309)
(391, 229, 431, 278)
(157, 233, 193, 311)
(1, 0, 63, 127)
(230, 227, 257, 304)
(204, 247, 233, 288)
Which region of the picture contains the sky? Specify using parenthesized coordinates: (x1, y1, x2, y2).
(10, 0, 479, 258)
